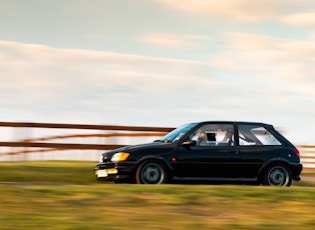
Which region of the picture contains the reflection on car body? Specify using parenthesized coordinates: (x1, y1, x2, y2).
(94, 121, 302, 186)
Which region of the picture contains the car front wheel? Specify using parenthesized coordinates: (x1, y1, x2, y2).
(263, 164, 292, 186)
(136, 160, 168, 184)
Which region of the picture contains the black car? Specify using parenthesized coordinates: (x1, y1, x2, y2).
(94, 121, 302, 186)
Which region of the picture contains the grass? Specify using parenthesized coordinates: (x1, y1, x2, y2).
(0, 161, 315, 230)
(0, 161, 96, 184)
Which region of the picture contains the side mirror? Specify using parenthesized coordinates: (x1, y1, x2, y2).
(181, 140, 196, 147)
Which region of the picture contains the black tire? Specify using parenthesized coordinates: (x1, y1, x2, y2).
(263, 164, 292, 186)
(136, 160, 168, 184)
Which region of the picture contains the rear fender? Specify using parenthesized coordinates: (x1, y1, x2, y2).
(257, 158, 292, 180)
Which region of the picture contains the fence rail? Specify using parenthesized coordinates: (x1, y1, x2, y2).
(299, 145, 315, 171)
(0, 121, 173, 161)
(0, 121, 173, 132)
(0, 121, 314, 171)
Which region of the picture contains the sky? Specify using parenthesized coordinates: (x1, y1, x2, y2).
(0, 0, 315, 145)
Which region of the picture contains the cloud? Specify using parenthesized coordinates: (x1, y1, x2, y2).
(279, 11, 315, 26)
(0, 40, 221, 121)
(0, 39, 313, 143)
(137, 33, 209, 48)
(1, 38, 314, 116)
(207, 32, 315, 97)
(154, 0, 300, 21)
(222, 33, 315, 64)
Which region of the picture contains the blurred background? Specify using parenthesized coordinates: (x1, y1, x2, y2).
(0, 0, 314, 165)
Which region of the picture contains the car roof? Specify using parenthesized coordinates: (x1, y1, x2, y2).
(197, 121, 273, 126)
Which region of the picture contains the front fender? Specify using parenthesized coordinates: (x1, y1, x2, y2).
(136, 155, 174, 173)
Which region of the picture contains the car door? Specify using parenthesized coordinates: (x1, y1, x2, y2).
(171, 123, 242, 179)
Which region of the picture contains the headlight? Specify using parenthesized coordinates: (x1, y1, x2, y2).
(99, 155, 103, 163)
(111, 152, 130, 162)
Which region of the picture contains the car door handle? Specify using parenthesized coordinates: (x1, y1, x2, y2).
(228, 150, 239, 154)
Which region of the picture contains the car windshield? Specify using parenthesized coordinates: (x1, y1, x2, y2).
(159, 123, 198, 143)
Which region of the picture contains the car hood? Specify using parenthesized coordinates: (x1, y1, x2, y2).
(102, 141, 173, 158)
(112, 141, 172, 153)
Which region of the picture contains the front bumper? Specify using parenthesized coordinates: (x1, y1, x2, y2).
(94, 161, 137, 182)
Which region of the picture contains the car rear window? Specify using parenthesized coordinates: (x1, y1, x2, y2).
(238, 125, 281, 146)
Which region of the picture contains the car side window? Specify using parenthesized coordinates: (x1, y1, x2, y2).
(188, 124, 234, 147)
(238, 125, 281, 146)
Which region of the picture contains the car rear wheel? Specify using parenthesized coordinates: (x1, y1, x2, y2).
(263, 164, 292, 186)
(136, 160, 168, 184)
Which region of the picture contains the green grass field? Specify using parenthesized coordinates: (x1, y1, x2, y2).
(0, 161, 315, 230)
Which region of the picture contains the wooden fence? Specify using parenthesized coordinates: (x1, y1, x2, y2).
(0, 121, 314, 171)
(0, 121, 173, 160)
(299, 145, 315, 172)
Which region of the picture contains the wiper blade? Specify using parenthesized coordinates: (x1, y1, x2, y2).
(154, 139, 172, 143)
(164, 140, 173, 143)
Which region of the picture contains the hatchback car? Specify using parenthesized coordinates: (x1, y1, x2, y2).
(94, 121, 302, 186)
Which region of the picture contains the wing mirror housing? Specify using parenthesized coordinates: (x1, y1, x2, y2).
(181, 140, 196, 147)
